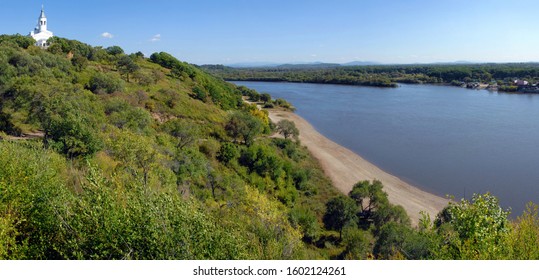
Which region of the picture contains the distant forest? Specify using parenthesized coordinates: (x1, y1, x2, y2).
(202, 63, 539, 91)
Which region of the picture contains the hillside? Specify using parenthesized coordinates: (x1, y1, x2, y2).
(2, 35, 539, 260)
(0, 34, 342, 259)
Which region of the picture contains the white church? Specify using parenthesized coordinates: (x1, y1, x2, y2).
(29, 6, 53, 47)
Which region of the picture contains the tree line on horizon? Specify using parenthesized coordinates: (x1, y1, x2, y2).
(1, 34, 539, 260)
(201, 62, 539, 90)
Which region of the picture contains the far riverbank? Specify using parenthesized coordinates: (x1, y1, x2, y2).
(267, 108, 449, 226)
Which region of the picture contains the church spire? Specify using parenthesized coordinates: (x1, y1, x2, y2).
(37, 5, 47, 32)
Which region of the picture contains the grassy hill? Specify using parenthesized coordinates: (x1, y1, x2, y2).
(0, 35, 342, 259)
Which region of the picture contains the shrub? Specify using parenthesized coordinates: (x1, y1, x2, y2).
(88, 72, 124, 94)
(289, 207, 320, 243)
(217, 142, 239, 163)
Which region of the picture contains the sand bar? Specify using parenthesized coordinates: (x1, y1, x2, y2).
(268, 109, 449, 226)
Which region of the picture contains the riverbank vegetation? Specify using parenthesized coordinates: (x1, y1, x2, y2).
(1, 35, 539, 259)
(201, 63, 539, 92)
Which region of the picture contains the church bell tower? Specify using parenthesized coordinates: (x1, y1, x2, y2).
(29, 5, 54, 48)
(37, 6, 48, 32)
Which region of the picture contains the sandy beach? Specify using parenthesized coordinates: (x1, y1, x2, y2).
(268, 109, 449, 226)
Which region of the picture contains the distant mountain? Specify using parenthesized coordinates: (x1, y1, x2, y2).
(428, 60, 482, 65)
(341, 61, 380, 66)
(225, 61, 382, 68)
(226, 62, 281, 68)
(223, 60, 539, 68)
(275, 62, 341, 69)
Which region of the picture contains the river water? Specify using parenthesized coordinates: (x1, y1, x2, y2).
(234, 81, 539, 216)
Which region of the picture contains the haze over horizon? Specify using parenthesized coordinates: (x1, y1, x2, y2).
(2, 0, 539, 65)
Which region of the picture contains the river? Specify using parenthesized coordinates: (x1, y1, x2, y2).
(233, 81, 539, 216)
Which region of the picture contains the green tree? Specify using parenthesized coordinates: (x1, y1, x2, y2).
(44, 112, 102, 158)
(110, 130, 159, 187)
(508, 203, 539, 259)
(150, 52, 180, 69)
(225, 112, 263, 145)
(372, 204, 411, 229)
(260, 93, 272, 103)
(34, 92, 103, 159)
(117, 55, 139, 82)
(106, 46, 124, 56)
(133, 51, 145, 59)
(433, 193, 511, 259)
(349, 180, 389, 224)
(276, 119, 299, 141)
(239, 144, 283, 179)
(323, 196, 358, 239)
(163, 119, 197, 150)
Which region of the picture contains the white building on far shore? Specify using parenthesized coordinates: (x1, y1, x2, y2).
(29, 6, 53, 47)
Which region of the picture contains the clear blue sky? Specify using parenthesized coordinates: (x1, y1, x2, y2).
(2, 0, 539, 65)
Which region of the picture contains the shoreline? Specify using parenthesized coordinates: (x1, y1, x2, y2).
(268, 108, 449, 226)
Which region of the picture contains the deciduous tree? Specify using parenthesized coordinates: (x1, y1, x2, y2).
(117, 55, 139, 82)
(276, 119, 299, 141)
(323, 195, 358, 239)
(349, 180, 389, 222)
(434, 193, 511, 259)
(225, 112, 263, 145)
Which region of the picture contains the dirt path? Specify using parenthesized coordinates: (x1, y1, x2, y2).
(2, 131, 44, 141)
(269, 109, 449, 226)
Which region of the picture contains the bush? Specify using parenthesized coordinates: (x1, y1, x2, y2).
(274, 98, 294, 110)
(373, 222, 433, 259)
(88, 72, 124, 94)
(0, 110, 22, 136)
(217, 142, 239, 163)
(289, 207, 320, 243)
(240, 144, 283, 179)
(0, 141, 70, 259)
(45, 111, 102, 158)
(508, 203, 539, 259)
(199, 138, 220, 159)
(260, 93, 272, 103)
(150, 52, 180, 69)
(341, 227, 373, 259)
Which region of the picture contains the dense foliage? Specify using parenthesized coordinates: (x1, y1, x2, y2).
(1, 35, 539, 259)
(203, 64, 397, 87)
(0, 35, 335, 259)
